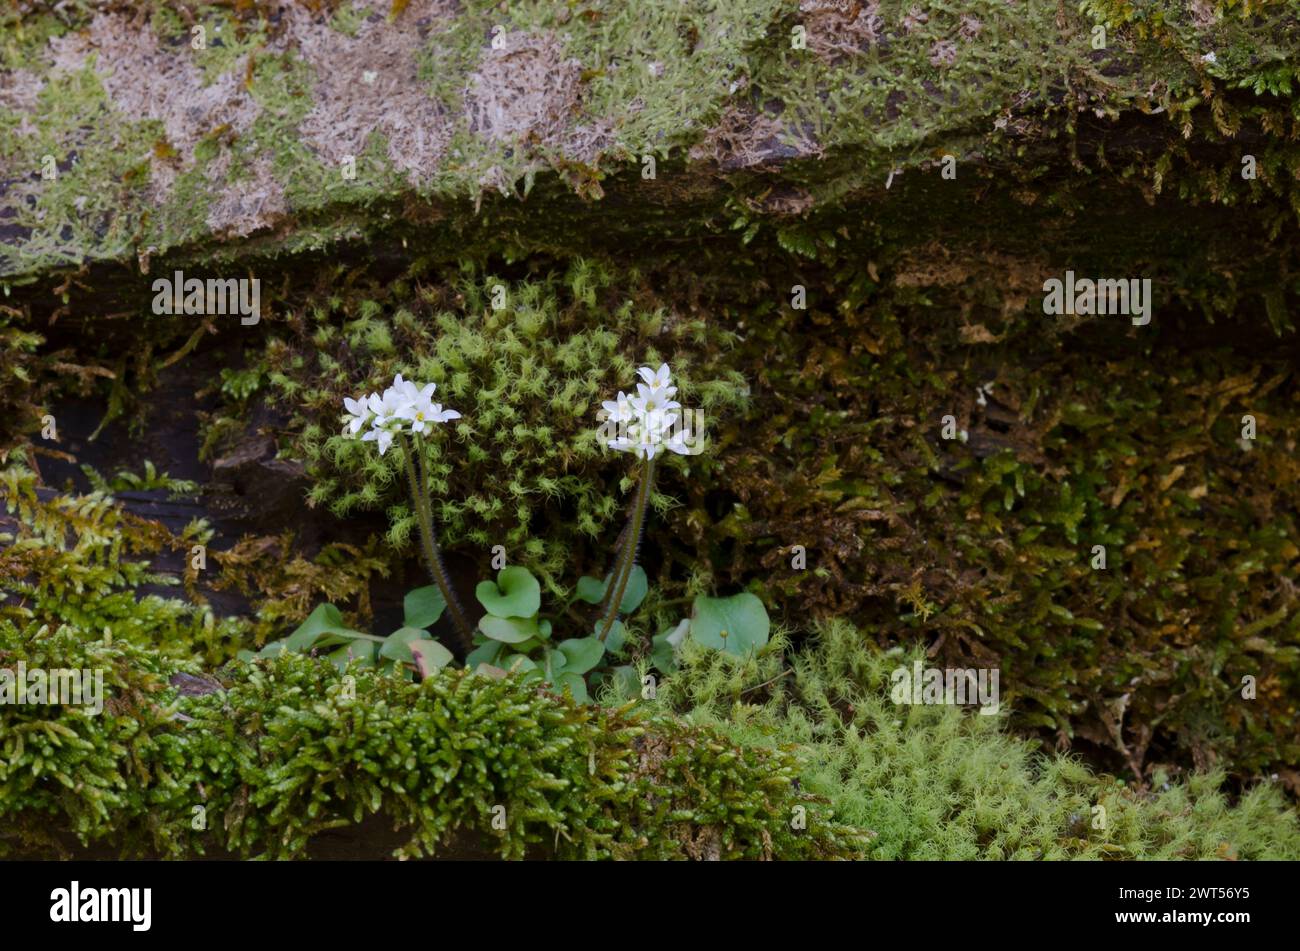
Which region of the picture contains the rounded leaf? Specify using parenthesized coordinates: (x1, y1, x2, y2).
(379, 626, 435, 664)
(286, 603, 362, 651)
(403, 585, 447, 629)
(500, 655, 542, 683)
(555, 671, 589, 703)
(408, 639, 454, 678)
(602, 620, 628, 653)
(575, 568, 648, 614)
(617, 566, 649, 614)
(575, 575, 606, 605)
(466, 640, 503, 669)
(476, 566, 541, 618)
(690, 593, 770, 657)
(478, 614, 540, 644)
(556, 637, 605, 675)
(327, 639, 377, 671)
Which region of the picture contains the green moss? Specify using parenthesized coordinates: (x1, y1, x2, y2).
(4, 606, 1293, 860)
(0, 61, 156, 274)
(2, 464, 1294, 859)
(242, 261, 748, 588)
(0, 623, 181, 854)
(0, 463, 247, 665)
(0, 622, 864, 860)
(656, 619, 1300, 859)
(690, 272, 1300, 786)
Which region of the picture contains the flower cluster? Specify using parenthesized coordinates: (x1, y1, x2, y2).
(600, 364, 695, 460)
(342, 373, 461, 456)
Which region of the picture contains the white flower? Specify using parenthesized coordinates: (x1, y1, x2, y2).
(391, 373, 425, 403)
(631, 382, 681, 416)
(367, 384, 408, 432)
(637, 363, 676, 397)
(601, 364, 696, 461)
(601, 391, 635, 424)
(345, 373, 461, 455)
(342, 394, 374, 436)
(634, 426, 661, 460)
(663, 426, 694, 457)
(401, 390, 461, 434)
(361, 425, 395, 457)
(397, 382, 438, 434)
(1201, 51, 1217, 64)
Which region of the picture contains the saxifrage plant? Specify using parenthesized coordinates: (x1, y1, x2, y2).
(266, 363, 772, 700)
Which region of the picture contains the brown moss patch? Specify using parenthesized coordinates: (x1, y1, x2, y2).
(47, 12, 259, 204)
(798, 0, 884, 63)
(205, 153, 288, 239)
(0, 67, 42, 115)
(466, 30, 589, 153)
(281, 1, 454, 186)
(688, 103, 820, 171)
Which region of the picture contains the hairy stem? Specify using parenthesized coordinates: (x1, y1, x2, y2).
(401, 433, 473, 650)
(596, 457, 655, 643)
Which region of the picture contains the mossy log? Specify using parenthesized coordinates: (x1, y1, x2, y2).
(0, 0, 1297, 318)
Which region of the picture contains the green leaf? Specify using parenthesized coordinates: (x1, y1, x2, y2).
(256, 639, 287, 659)
(403, 585, 447, 629)
(478, 614, 540, 644)
(476, 566, 541, 618)
(500, 654, 541, 682)
(286, 603, 362, 652)
(556, 637, 604, 675)
(575, 575, 606, 604)
(617, 566, 648, 613)
(574, 567, 648, 613)
(408, 639, 453, 678)
(655, 618, 690, 662)
(602, 620, 628, 653)
(379, 626, 433, 663)
(690, 593, 770, 657)
(650, 621, 688, 673)
(466, 640, 503, 669)
(327, 639, 377, 671)
(542, 647, 565, 682)
(555, 671, 589, 703)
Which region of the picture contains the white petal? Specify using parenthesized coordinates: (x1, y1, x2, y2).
(666, 433, 692, 455)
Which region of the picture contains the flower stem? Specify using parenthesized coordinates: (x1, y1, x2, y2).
(596, 457, 655, 643)
(400, 433, 473, 650)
